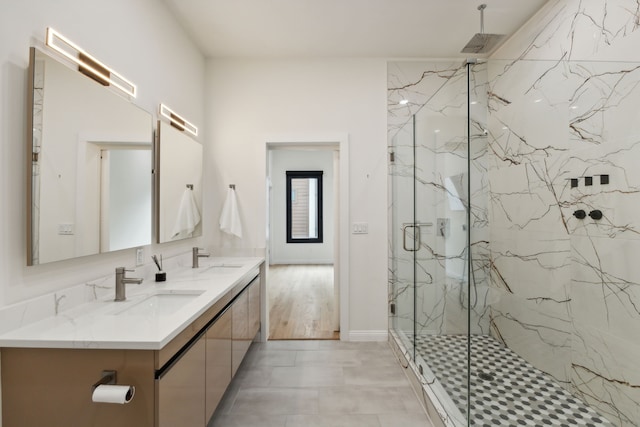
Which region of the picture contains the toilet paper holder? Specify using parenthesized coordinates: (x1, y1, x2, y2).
(92, 370, 117, 390)
(91, 370, 135, 404)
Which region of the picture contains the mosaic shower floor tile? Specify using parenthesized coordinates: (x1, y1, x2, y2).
(413, 335, 613, 426)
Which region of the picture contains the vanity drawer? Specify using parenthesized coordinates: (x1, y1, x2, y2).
(155, 337, 206, 427)
(155, 292, 231, 369)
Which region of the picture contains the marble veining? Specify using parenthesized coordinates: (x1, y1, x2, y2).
(388, 1, 640, 425)
(0, 254, 263, 350)
(389, 59, 491, 341)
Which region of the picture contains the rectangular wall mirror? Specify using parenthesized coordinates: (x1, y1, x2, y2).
(156, 120, 203, 243)
(27, 47, 153, 265)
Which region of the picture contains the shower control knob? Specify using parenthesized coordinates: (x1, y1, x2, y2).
(589, 210, 603, 220)
(573, 209, 586, 219)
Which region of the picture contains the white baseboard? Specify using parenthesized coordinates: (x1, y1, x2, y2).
(346, 330, 388, 342)
(269, 259, 334, 265)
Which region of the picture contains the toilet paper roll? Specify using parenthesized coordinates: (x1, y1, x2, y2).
(92, 385, 135, 404)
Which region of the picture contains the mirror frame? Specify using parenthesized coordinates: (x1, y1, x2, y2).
(26, 46, 154, 265)
(155, 119, 204, 243)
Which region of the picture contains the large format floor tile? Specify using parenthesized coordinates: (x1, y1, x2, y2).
(209, 340, 434, 427)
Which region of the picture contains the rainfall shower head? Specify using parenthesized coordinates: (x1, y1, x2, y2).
(461, 4, 505, 54)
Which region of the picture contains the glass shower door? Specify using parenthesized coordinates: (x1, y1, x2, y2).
(411, 63, 471, 425)
(389, 60, 491, 426)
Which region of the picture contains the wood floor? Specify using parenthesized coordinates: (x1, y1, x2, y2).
(268, 264, 339, 340)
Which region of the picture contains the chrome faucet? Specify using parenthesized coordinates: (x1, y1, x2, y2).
(114, 267, 143, 301)
(192, 247, 210, 268)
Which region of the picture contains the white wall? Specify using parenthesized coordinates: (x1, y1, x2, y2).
(0, 3, 204, 423)
(0, 2, 205, 305)
(205, 58, 389, 337)
(269, 149, 334, 264)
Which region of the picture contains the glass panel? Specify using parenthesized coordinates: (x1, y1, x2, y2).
(389, 61, 489, 426)
(290, 178, 318, 239)
(286, 171, 323, 243)
(389, 117, 416, 360)
(411, 63, 470, 425)
(467, 61, 491, 426)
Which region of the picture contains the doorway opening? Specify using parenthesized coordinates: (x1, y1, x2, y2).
(266, 139, 346, 340)
(268, 264, 338, 339)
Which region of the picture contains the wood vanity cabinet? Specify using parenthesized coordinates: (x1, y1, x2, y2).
(0, 271, 261, 427)
(159, 273, 260, 426)
(248, 276, 261, 340)
(1, 348, 156, 427)
(156, 336, 206, 427)
(232, 276, 260, 376)
(205, 306, 232, 421)
(232, 287, 249, 376)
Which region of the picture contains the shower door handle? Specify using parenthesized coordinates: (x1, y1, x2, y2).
(402, 224, 420, 251)
(402, 223, 432, 251)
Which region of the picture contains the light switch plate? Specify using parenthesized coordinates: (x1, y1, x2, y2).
(136, 248, 144, 266)
(57, 223, 74, 235)
(352, 222, 368, 234)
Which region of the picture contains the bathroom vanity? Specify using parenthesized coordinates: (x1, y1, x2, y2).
(0, 257, 263, 427)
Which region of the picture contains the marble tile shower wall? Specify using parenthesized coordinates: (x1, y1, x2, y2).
(487, 0, 640, 425)
(389, 1, 640, 425)
(388, 60, 490, 338)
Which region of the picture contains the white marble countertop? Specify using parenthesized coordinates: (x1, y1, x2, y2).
(0, 257, 263, 350)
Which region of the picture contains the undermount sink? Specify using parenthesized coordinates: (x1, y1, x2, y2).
(111, 290, 205, 316)
(203, 264, 243, 274)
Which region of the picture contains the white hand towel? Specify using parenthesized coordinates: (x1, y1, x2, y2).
(219, 187, 242, 238)
(171, 188, 201, 239)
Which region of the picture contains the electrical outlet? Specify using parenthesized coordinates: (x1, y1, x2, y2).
(136, 248, 144, 266)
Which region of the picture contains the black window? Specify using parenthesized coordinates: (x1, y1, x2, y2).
(286, 170, 323, 243)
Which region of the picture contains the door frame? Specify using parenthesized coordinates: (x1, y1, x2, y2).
(264, 134, 349, 340)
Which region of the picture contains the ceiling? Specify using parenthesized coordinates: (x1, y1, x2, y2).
(162, 0, 550, 59)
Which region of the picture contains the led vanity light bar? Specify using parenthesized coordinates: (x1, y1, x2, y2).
(159, 104, 198, 137)
(45, 27, 137, 98)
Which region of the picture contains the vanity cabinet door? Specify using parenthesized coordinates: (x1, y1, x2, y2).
(231, 289, 249, 377)
(248, 278, 261, 339)
(205, 307, 232, 421)
(156, 336, 205, 427)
